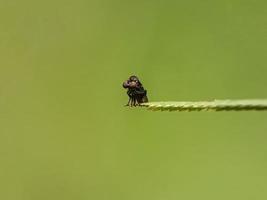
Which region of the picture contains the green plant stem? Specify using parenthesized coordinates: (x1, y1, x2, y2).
(141, 99, 267, 111)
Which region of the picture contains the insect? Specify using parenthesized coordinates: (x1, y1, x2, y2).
(122, 75, 148, 106)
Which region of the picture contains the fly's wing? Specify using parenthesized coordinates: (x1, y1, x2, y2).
(134, 87, 148, 103)
(133, 86, 145, 94)
(142, 95, 148, 103)
(141, 90, 148, 103)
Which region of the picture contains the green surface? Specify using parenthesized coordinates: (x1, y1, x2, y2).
(1, 0, 267, 199)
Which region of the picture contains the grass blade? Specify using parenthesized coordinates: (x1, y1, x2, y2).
(141, 99, 267, 112)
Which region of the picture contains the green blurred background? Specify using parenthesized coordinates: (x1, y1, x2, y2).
(1, 0, 267, 199)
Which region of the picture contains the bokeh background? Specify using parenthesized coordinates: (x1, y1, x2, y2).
(1, 0, 267, 199)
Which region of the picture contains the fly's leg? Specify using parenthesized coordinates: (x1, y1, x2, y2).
(130, 97, 133, 107)
(125, 98, 131, 106)
(134, 97, 138, 106)
(133, 98, 136, 107)
(131, 97, 135, 107)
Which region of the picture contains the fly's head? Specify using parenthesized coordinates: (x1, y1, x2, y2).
(123, 75, 142, 89)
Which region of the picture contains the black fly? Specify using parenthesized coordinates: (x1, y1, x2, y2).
(123, 75, 148, 106)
